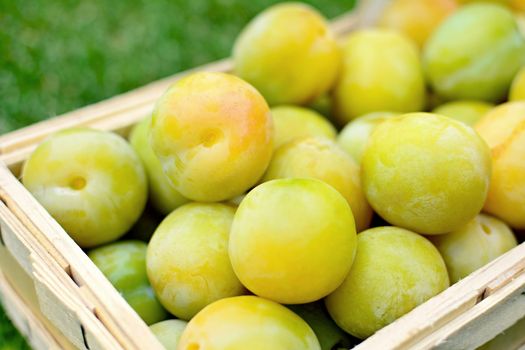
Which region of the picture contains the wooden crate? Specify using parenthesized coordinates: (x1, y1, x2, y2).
(0, 1, 524, 349)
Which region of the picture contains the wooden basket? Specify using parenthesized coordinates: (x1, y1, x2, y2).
(0, 2, 524, 349)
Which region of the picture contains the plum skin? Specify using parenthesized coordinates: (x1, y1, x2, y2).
(378, 0, 457, 48)
(325, 226, 449, 339)
(229, 178, 357, 304)
(362, 113, 491, 235)
(337, 111, 397, 165)
(271, 105, 336, 150)
(22, 128, 147, 248)
(509, 66, 525, 101)
(332, 29, 425, 125)
(149, 319, 187, 350)
(88, 241, 167, 325)
(430, 214, 517, 283)
(177, 296, 321, 350)
(146, 203, 244, 320)
(263, 137, 372, 232)
(475, 101, 525, 229)
(432, 100, 494, 126)
(233, 3, 340, 106)
(423, 3, 525, 102)
(129, 116, 188, 215)
(150, 72, 273, 202)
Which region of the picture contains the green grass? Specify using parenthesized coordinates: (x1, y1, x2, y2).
(0, 0, 353, 347)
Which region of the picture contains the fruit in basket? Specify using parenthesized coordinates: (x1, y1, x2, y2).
(423, 3, 525, 102)
(22, 128, 147, 247)
(287, 302, 357, 350)
(337, 111, 397, 164)
(263, 137, 372, 232)
(88, 241, 167, 325)
(333, 29, 425, 125)
(430, 214, 517, 283)
(378, 0, 457, 48)
(233, 3, 340, 106)
(509, 66, 525, 101)
(229, 178, 356, 304)
(271, 106, 336, 150)
(146, 203, 244, 320)
(432, 100, 494, 126)
(362, 113, 491, 235)
(178, 296, 321, 350)
(150, 72, 273, 202)
(149, 319, 187, 350)
(325, 226, 449, 339)
(129, 116, 188, 215)
(475, 102, 525, 229)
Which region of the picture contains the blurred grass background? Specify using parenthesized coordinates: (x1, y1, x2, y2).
(0, 0, 353, 347)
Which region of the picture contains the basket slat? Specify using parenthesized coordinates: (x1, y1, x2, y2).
(0, 267, 65, 350)
(0, 164, 164, 349)
(355, 243, 525, 349)
(0, 198, 123, 349)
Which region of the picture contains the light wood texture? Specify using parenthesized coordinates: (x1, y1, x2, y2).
(0, 245, 74, 350)
(0, 196, 124, 349)
(355, 243, 525, 349)
(0, 270, 62, 350)
(0, 164, 164, 350)
(478, 316, 525, 350)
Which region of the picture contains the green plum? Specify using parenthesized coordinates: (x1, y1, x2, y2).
(287, 302, 357, 350)
(178, 296, 321, 350)
(337, 111, 397, 164)
(430, 214, 517, 283)
(88, 241, 167, 325)
(233, 3, 340, 105)
(146, 203, 244, 320)
(22, 128, 147, 247)
(362, 113, 491, 235)
(149, 319, 187, 350)
(325, 226, 449, 339)
(271, 106, 336, 150)
(229, 178, 357, 304)
(129, 116, 188, 215)
(424, 3, 525, 102)
(263, 137, 372, 232)
(433, 100, 494, 126)
(333, 29, 425, 125)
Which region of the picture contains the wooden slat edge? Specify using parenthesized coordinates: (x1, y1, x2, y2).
(417, 271, 525, 350)
(0, 164, 164, 350)
(32, 257, 122, 350)
(0, 199, 121, 349)
(0, 243, 77, 350)
(0, 268, 62, 350)
(355, 242, 525, 349)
